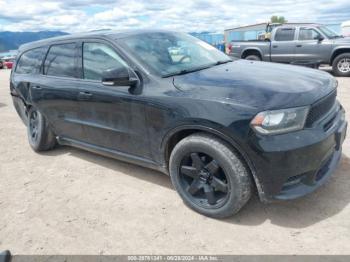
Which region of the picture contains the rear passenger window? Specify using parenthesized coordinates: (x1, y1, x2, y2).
(275, 28, 296, 41)
(16, 47, 47, 74)
(44, 43, 76, 78)
(83, 42, 128, 81)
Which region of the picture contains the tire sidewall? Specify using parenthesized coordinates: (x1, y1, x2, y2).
(333, 53, 350, 77)
(245, 55, 261, 61)
(169, 135, 251, 218)
(27, 107, 46, 151)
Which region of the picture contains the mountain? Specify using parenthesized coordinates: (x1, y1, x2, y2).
(0, 31, 68, 52)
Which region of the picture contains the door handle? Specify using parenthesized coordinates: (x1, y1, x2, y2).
(296, 44, 302, 47)
(78, 91, 92, 101)
(32, 86, 42, 89)
(272, 45, 278, 48)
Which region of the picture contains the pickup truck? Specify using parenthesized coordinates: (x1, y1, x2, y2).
(229, 24, 350, 77)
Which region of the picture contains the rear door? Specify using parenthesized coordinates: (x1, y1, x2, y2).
(12, 47, 48, 103)
(29, 42, 85, 140)
(271, 27, 296, 63)
(11, 47, 48, 123)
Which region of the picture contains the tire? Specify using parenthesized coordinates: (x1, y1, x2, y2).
(245, 55, 261, 61)
(332, 53, 350, 77)
(169, 133, 252, 218)
(27, 107, 56, 152)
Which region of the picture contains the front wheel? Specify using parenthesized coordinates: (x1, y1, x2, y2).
(332, 53, 350, 77)
(27, 107, 56, 152)
(169, 133, 252, 218)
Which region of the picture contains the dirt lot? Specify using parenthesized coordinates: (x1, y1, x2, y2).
(0, 68, 349, 255)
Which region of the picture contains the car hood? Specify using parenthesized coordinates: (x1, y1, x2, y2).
(173, 60, 336, 110)
(332, 37, 350, 44)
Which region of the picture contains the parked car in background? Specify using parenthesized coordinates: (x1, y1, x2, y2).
(3, 59, 14, 69)
(0, 59, 3, 69)
(229, 24, 350, 77)
(11, 30, 347, 218)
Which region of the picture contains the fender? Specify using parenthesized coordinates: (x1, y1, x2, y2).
(330, 46, 350, 64)
(241, 47, 263, 59)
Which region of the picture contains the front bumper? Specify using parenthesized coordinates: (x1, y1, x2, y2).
(247, 104, 347, 203)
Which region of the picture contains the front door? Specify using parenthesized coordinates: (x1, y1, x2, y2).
(294, 27, 333, 63)
(294, 27, 323, 62)
(75, 41, 151, 159)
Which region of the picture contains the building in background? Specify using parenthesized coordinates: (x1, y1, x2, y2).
(190, 32, 225, 51)
(224, 23, 267, 43)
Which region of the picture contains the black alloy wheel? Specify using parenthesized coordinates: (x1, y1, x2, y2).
(179, 152, 229, 208)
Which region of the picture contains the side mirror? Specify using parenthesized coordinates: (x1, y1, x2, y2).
(102, 67, 138, 87)
(316, 35, 324, 42)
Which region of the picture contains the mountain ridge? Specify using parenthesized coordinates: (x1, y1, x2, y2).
(0, 31, 68, 52)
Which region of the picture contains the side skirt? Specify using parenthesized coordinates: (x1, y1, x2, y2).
(57, 136, 168, 175)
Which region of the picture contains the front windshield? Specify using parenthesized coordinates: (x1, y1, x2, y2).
(118, 32, 231, 77)
(317, 26, 340, 38)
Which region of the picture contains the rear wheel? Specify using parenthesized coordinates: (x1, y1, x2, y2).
(27, 107, 56, 152)
(169, 133, 252, 218)
(245, 55, 261, 61)
(332, 53, 350, 77)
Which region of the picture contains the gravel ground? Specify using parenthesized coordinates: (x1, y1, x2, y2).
(0, 68, 349, 255)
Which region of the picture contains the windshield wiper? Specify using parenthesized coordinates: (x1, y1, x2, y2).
(215, 59, 233, 65)
(162, 64, 215, 77)
(162, 60, 233, 78)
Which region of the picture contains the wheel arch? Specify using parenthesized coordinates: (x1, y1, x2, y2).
(241, 48, 263, 59)
(161, 124, 266, 201)
(330, 48, 350, 65)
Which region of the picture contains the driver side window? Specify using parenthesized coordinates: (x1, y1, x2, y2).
(83, 42, 128, 81)
(299, 28, 321, 41)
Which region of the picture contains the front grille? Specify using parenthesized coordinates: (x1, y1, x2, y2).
(305, 90, 337, 127)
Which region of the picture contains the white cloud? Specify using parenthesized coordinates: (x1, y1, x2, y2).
(0, 0, 349, 32)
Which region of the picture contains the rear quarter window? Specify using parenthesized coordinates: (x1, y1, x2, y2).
(15, 47, 47, 74)
(44, 43, 77, 78)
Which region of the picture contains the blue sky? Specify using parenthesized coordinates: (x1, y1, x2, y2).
(0, 0, 349, 32)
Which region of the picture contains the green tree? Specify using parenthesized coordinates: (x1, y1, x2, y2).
(270, 16, 287, 24)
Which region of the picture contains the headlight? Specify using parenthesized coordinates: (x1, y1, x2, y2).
(251, 106, 310, 135)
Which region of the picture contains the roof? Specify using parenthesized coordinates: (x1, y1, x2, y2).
(19, 29, 175, 52)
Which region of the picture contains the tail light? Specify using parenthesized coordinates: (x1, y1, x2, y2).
(228, 43, 233, 52)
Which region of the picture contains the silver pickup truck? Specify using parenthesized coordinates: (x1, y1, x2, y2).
(229, 24, 350, 77)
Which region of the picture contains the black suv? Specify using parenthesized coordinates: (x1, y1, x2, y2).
(11, 30, 347, 218)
